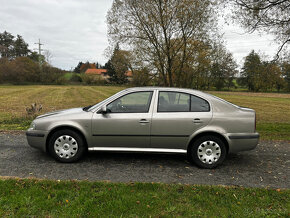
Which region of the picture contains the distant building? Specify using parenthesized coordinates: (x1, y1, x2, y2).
(80, 63, 96, 73)
(85, 68, 133, 82)
(84, 68, 109, 81)
(125, 71, 133, 81)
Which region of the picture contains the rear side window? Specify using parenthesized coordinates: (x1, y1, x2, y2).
(191, 95, 210, 112)
(158, 91, 210, 112)
(158, 92, 190, 112)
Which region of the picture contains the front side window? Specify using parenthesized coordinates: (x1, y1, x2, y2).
(158, 91, 190, 112)
(107, 92, 153, 113)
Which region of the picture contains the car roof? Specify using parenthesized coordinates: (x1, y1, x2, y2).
(125, 87, 240, 110)
(125, 87, 209, 97)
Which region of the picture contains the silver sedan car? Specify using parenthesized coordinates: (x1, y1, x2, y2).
(26, 87, 259, 168)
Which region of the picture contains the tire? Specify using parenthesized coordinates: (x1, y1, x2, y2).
(48, 129, 86, 163)
(188, 135, 227, 169)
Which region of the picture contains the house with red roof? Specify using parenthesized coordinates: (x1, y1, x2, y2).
(84, 68, 109, 81)
(84, 68, 133, 81)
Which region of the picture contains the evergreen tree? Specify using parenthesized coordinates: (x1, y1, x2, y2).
(0, 31, 15, 58)
(73, 62, 83, 74)
(13, 35, 30, 57)
(105, 44, 128, 84)
(241, 50, 263, 91)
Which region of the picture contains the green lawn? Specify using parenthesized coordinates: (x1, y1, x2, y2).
(0, 179, 288, 217)
(0, 85, 289, 140)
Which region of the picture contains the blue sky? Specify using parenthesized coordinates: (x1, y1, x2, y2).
(0, 0, 277, 70)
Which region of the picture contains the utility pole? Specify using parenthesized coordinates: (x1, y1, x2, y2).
(34, 39, 44, 82)
(34, 39, 44, 67)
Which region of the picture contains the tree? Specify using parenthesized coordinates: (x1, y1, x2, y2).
(43, 50, 53, 65)
(281, 60, 290, 91)
(74, 62, 83, 74)
(0, 32, 31, 59)
(96, 62, 103, 69)
(241, 50, 285, 92)
(105, 45, 129, 84)
(14, 35, 30, 57)
(107, 0, 218, 87)
(210, 44, 238, 90)
(261, 61, 284, 91)
(227, 0, 290, 58)
(241, 50, 263, 91)
(132, 67, 152, 86)
(0, 31, 15, 58)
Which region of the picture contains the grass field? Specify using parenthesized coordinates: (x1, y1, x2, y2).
(0, 85, 289, 140)
(0, 179, 288, 217)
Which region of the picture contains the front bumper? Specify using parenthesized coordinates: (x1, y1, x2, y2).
(227, 132, 259, 153)
(26, 129, 48, 152)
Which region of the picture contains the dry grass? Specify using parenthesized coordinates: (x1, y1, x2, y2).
(0, 85, 123, 116)
(0, 85, 289, 139)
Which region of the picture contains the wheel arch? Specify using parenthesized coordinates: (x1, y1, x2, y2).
(187, 131, 229, 154)
(46, 125, 88, 152)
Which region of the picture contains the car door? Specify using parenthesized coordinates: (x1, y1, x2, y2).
(150, 91, 212, 150)
(91, 91, 154, 148)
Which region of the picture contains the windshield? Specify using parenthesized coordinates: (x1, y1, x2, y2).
(87, 90, 128, 112)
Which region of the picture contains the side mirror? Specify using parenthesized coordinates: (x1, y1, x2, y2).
(98, 105, 108, 114)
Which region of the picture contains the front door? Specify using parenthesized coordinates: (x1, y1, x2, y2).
(91, 91, 154, 148)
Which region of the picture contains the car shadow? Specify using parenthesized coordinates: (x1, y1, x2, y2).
(81, 151, 251, 167)
(30, 149, 255, 169)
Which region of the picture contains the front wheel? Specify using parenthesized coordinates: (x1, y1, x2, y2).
(188, 135, 227, 169)
(48, 129, 86, 163)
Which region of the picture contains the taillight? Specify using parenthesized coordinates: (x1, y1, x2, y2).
(254, 112, 256, 132)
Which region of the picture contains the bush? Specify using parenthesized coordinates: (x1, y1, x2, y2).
(0, 57, 40, 84)
(80, 74, 107, 85)
(131, 68, 151, 86)
(0, 57, 66, 84)
(41, 65, 66, 84)
(70, 73, 82, 83)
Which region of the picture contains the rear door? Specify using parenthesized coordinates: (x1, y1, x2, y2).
(150, 91, 212, 150)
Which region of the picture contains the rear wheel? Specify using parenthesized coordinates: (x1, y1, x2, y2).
(188, 135, 227, 169)
(48, 129, 86, 163)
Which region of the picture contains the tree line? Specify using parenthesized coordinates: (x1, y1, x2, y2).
(240, 51, 290, 92)
(0, 0, 289, 91)
(105, 0, 289, 91)
(0, 31, 66, 84)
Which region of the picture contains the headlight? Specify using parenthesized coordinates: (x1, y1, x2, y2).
(29, 122, 36, 130)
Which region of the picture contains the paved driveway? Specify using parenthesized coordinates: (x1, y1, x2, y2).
(0, 132, 289, 188)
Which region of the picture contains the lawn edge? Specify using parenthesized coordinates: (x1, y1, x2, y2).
(0, 176, 288, 191)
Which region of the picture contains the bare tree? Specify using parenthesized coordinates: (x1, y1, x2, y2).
(43, 50, 53, 65)
(227, 0, 290, 58)
(107, 0, 218, 86)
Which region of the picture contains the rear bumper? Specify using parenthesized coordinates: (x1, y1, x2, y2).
(26, 129, 48, 152)
(227, 132, 259, 153)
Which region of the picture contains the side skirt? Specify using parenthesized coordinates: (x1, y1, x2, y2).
(88, 147, 187, 154)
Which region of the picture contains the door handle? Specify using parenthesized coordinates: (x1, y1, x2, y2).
(193, 118, 203, 124)
(139, 119, 149, 124)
